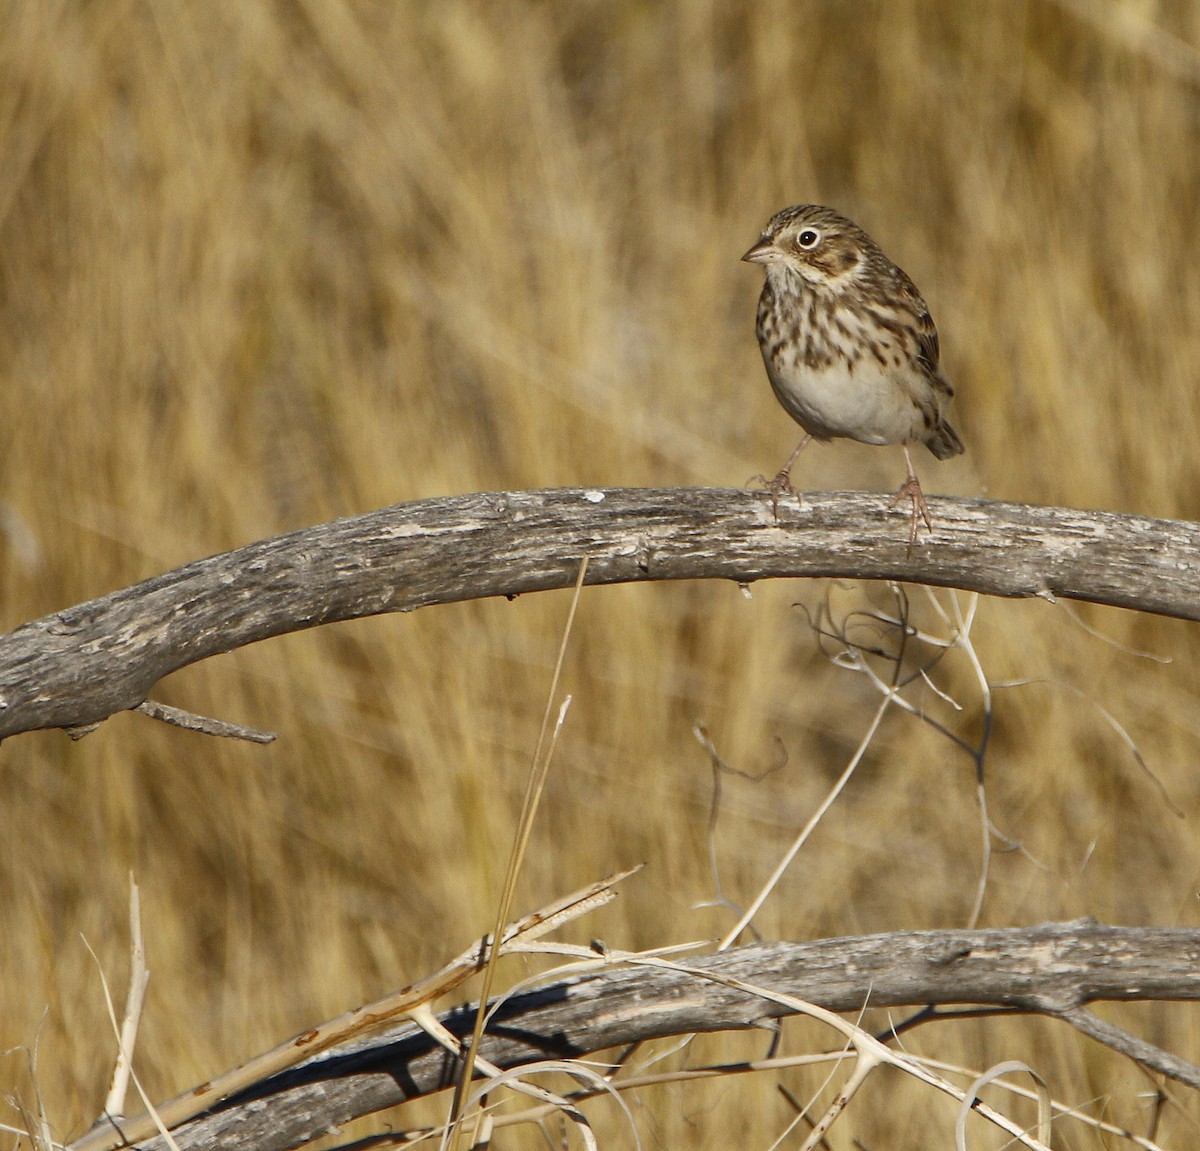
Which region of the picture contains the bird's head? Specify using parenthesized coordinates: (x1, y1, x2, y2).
(741, 205, 869, 288)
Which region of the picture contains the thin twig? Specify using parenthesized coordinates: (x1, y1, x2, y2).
(450, 556, 589, 1130)
(101, 877, 149, 1120)
(718, 693, 892, 950)
(1055, 1004, 1200, 1089)
(133, 700, 277, 743)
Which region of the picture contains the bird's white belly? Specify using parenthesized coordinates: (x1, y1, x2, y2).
(766, 358, 924, 446)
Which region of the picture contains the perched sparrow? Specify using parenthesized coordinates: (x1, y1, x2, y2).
(742, 204, 963, 542)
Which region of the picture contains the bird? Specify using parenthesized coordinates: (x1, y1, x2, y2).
(742, 204, 963, 544)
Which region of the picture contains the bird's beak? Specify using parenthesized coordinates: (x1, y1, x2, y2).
(741, 237, 778, 264)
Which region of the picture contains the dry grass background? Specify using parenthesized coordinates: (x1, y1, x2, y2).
(2, 1, 1200, 1147)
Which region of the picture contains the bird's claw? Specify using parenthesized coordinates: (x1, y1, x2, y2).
(891, 475, 933, 553)
(749, 469, 800, 520)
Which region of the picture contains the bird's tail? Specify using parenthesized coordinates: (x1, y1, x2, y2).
(926, 419, 965, 461)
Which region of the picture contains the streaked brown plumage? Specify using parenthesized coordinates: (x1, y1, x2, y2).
(742, 204, 963, 542)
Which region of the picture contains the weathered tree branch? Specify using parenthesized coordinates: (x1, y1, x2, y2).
(90, 921, 1200, 1151)
(2, 488, 1197, 741)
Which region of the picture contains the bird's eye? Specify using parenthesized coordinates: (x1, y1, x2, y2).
(797, 229, 820, 249)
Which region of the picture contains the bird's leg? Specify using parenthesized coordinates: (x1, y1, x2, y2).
(772, 434, 813, 493)
(759, 434, 812, 517)
(891, 445, 933, 551)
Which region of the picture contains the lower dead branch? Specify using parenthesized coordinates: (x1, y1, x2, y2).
(83, 920, 1200, 1151)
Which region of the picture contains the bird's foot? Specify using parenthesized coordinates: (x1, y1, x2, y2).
(749, 468, 800, 520)
(750, 435, 813, 520)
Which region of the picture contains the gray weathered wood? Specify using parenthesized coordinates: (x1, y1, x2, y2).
(95, 921, 1200, 1151)
(3, 488, 1198, 741)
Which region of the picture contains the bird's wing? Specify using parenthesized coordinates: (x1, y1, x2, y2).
(914, 306, 941, 375)
(893, 268, 941, 374)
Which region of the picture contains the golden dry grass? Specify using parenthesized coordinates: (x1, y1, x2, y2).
(3, 1, 1200, 1147)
